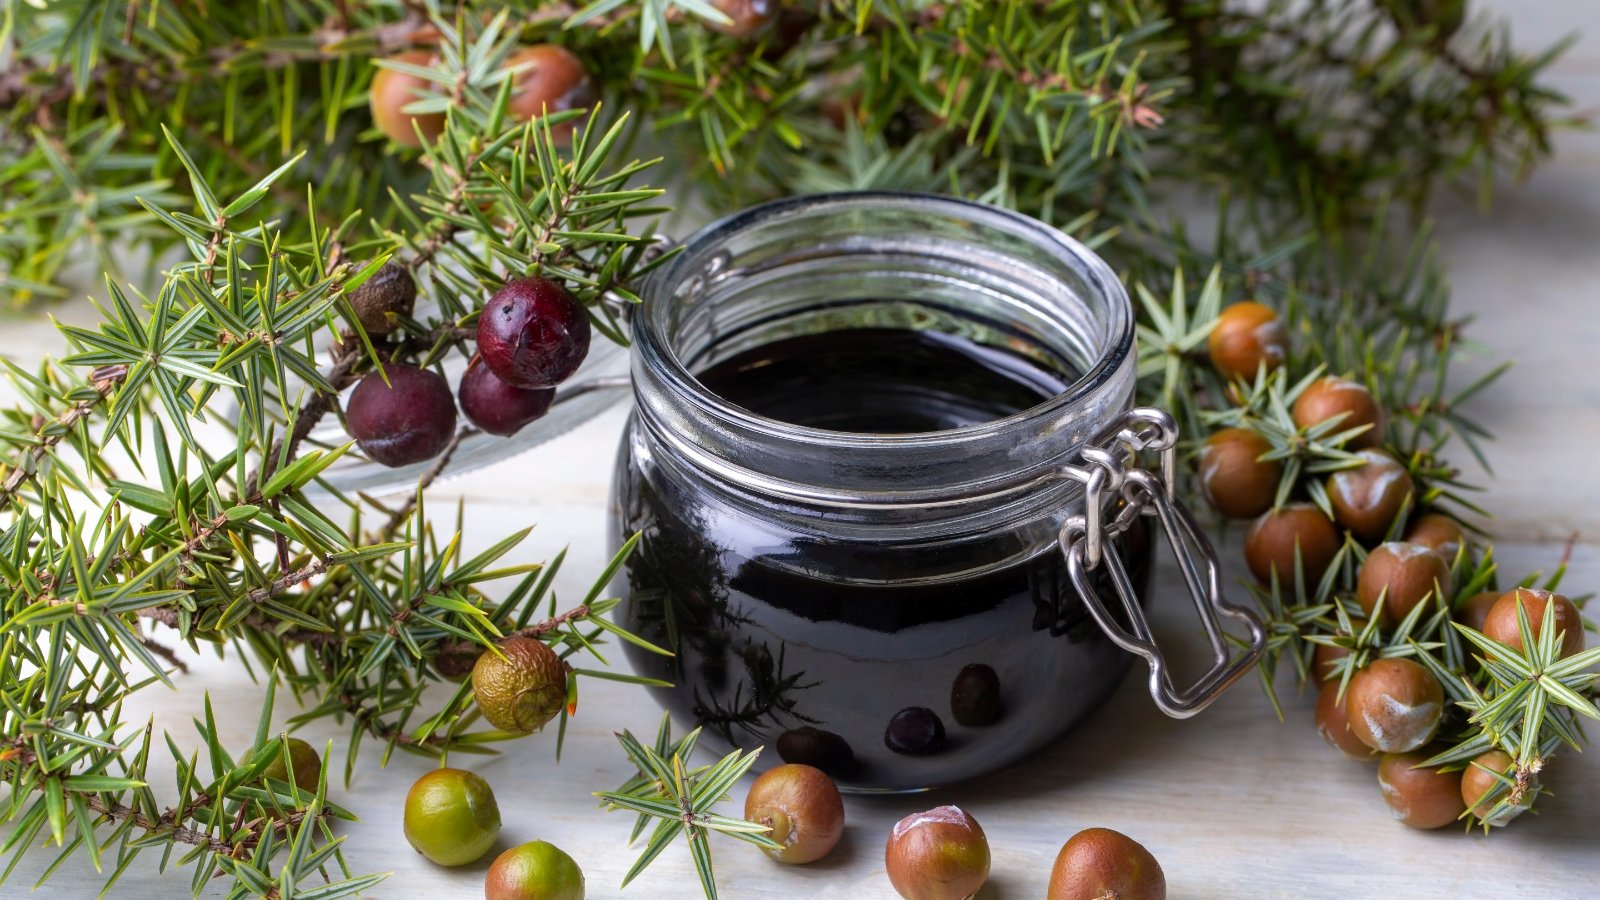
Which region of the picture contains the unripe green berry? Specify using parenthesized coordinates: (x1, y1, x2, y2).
(403, 768, 501, 867)
(260, 737, 322, 794)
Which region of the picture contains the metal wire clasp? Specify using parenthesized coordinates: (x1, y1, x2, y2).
(1058, 408, 1267, 719)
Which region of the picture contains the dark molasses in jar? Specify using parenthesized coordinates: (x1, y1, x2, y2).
(609, 193, 1259, 791)
(613, 326, 1150, 790)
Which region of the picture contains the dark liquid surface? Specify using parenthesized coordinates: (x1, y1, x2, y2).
(696, 328, 1068, 433)
(611, 327, 1149, 790)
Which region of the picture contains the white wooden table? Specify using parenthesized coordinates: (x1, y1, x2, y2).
(5, 2, 1599, 896)
(4, 404, 1594, 899)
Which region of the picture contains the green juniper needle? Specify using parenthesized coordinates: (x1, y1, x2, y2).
(597, 722, 782, 900)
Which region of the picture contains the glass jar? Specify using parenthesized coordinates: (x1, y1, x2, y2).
(609, 192, 1263, 791)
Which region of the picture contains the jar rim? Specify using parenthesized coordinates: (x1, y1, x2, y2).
(637, 191, 1135, 455)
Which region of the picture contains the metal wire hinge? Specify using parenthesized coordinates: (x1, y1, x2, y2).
(1057, 407, 1268, 719)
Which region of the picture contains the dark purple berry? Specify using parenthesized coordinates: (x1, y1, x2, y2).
(476, 277, 591, 389)
(885, 707, 946, 756)
(458, 357, 555, 436)
(345, 363, 457, 467)
(776, 726, 856, 776)
(950, 664, 1002, 727)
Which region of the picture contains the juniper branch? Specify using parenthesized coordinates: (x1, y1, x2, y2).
(0, 365, 123, 514)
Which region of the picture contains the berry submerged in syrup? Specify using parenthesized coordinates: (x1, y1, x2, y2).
(612, 328, 1151, 790)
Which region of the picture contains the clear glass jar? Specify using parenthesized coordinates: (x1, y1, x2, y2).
(609, 193, 1261, 791)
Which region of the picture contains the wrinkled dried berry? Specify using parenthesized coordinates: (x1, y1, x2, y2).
(348, 262, 417, 336)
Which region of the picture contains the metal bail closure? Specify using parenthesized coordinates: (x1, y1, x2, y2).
(1058, 408, 1268, 719)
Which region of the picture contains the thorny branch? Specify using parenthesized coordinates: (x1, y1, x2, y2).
(0, 366, 124, 514)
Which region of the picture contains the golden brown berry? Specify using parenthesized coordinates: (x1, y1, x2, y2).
(1292, 376, 1384, 448)
(404, 768, 501, 866)
(348, 262, 417, 336)
(1355, 542, 1451, 627)
(1481, 587, 1585, 659)
(1198, 427, 1282, 519)
(1460, 750, 1527, 826)
(370, 50, 447, 147)
(1327, 450, 1414, 543)
(1313, 642, 1347, 683)
(1377, 752, 1464, 830)
(1243, 503, 1341, 586)
(1454, 591, 1501, 633)
(261, 737, 322, 793)
(1314, 682, 1372, 760)
(485, 840, 585, 900)
(471, 637, 570, 734)
(1047, 828, 1166, 900)
(503, 45, 596, 141)
(1404, 512, 1466, 561)
(744, 764, 845, 865)
(1345, 658, 1443, 754)
(707, 0, 775, 37)
(1207, 301, 1287, 380)
(885, 806, 989, 900)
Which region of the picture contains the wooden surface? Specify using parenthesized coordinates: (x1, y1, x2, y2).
(3, 403, 1595, 899)
(3, 2, 1599, 896)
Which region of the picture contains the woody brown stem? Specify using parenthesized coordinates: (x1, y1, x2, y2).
(434, 604, 592, 659)
(84, 795, 240, 855)
(0, 366, 124, 515)
(137, 556, 330, 629)
(140, 636, 190, 674)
